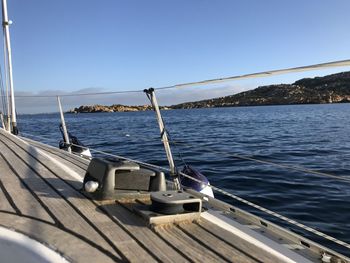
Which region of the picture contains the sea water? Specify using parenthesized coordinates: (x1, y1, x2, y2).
(18, 103, 350, 256)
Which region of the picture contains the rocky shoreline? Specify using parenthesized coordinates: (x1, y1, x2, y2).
(67, 104, 170, 113)
(68, 71, 350, 113)
(171, 71, 350, 109)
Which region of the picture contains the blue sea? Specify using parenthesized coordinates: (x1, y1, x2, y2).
(18, 103, 350, 256)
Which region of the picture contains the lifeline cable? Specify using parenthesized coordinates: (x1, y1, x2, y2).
(11, 89, 144, 98)
(168, 139, 350, 184)
(2, 59, 350, 98)
(20, 131, 350, 184)
(18, 133, 350, 250)
(17, 133, 350, 249)
(55, 139, 350, 250)
(155, 59, 350, 91)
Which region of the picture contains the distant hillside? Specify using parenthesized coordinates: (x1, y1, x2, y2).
(68, 104, 169, 113)
(69, 71, 350, 113)
(171, 71, 350, 109)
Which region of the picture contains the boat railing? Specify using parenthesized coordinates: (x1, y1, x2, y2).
(20, 129, 350, 184)
(18, 130, 350, 253)
(3, 58, 350, 255)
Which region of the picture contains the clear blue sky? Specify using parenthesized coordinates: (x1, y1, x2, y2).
(3, 0, 350, 112)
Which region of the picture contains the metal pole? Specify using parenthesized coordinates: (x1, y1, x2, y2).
(57, 96, 71, 153)
(2, 0, 17, 134)
(6, 115, 10, 131)
(3, 30, 10, 132)
(145, 88, 181, 189)
(0, 112, 4, 129)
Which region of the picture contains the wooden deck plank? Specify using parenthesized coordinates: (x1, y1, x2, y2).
(0, 157, 55, 222)
(0, 213, 117, 262)
(21, 137, 89, 171)
(198, 218, 284, 263)
(21, 137, 90, 166)
(23, 135, 255, 262)
(27, 144, 87, 177)
(0, 131, 323, 263)
(179, 221, 261, 263)
(0, 138, 121, 260)
(1, 132, 157, 262)
(154, 224, 229, 263)
(102, 202, 189, 263)
(0, 181, 16, 213)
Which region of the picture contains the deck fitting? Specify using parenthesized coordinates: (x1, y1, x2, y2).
(83, 158, 166, 200)
(134, 190, 202, 226)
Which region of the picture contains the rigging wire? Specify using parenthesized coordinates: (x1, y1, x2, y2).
(13, 57, 350, 251)
(155, 59, 350, 91)
(1, 59, 349, 98)
(10, 89, 144, 98)
(168, 139, 350, 184)
(18, 133, 350, 250)
(145, 89, 187, 167)
(177, 170, 350, 250)
(167, 131, 188, 167)
(75, 143, 350, 250)
(20, 131, 350, 184)
(20, 131, 164, 149)
(0, 66, 7, 115)
(0, 46, 6, 114)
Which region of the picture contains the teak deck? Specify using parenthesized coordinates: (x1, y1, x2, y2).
(0, 129, 348, 262)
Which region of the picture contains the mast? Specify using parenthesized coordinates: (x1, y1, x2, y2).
(3, 41, 8, 131)
(2, 0, 18, 134)
(3, 25, 10, 132)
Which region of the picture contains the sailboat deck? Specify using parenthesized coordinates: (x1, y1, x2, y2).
(0, 129, 346, 262)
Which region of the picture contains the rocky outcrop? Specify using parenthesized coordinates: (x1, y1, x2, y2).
(171, 71, 350, 109)
(69, 71, 350, 112)
(69, 104, 150, 113)
(68, 104, 170, 113)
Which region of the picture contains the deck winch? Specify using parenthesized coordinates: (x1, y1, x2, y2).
(83, 158, 166, 199)
(150, 191, 202, 215)
(133, 190, 203, 226)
